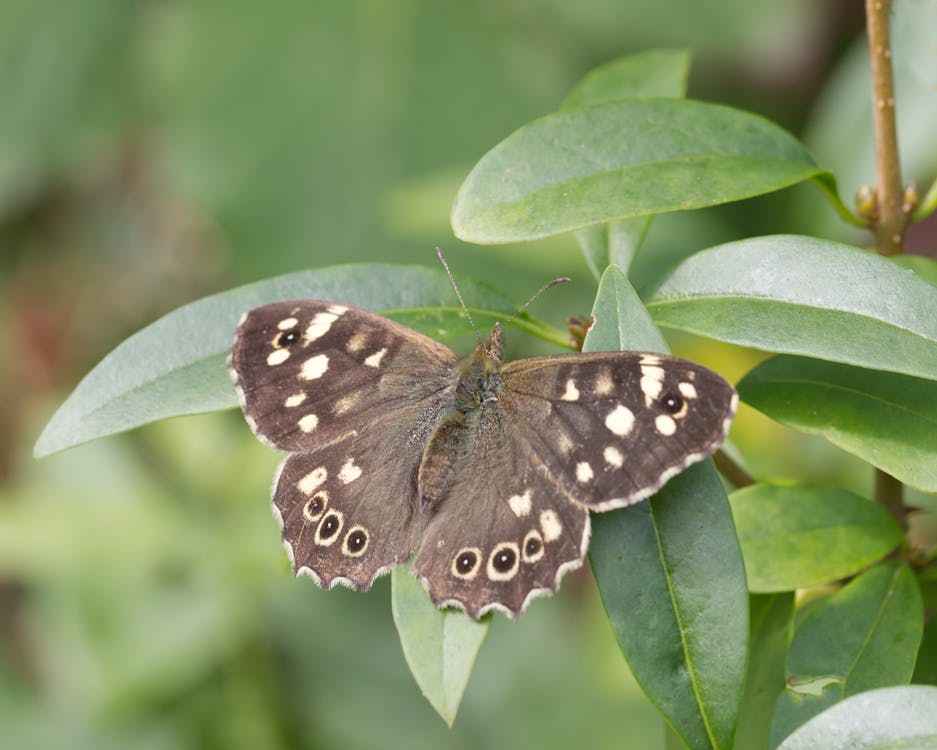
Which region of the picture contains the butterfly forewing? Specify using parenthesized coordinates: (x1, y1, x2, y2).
(229, 300, 458, 451)
(501, 352, 737, 510)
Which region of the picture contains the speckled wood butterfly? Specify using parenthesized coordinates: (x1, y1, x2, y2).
(229, 300, 736, 618)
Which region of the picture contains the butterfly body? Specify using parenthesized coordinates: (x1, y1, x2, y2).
(229, 300, 736, 618)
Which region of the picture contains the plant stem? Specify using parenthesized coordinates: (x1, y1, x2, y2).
(866, 0, 907, 530)
(866, 0, 907, 255)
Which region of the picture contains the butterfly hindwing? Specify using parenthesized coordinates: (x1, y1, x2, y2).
(412, 404, 590, 618)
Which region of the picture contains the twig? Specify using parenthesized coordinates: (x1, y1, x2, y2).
(865, 0, 908, 530)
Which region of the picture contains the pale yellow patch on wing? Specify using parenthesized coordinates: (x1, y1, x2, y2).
(298, 413, 319, 433)
(655, 414, 677, 435)
(508, 489, 532, 517)
(298, 467, 327, 495)
(561, 378, 580, 401)
(679, 381, 698, 400)
(300, 354, 329, 380)
(603, 445, 624, 468)
(304, 312, 339, 343)
(267, 348, 291, 366)
(284, 393, 307, 408)
(593, 370, 613, 396)
(364, 347, 387, 368)
(576, 461, 594, 483)
(346, 332, 368, 353)
(333, 393, 360, 415)
(539, 510, 563, 542)
(338, 458, 362, 484)
(277, 317, 299, 330)
(605, 404, 635, 436)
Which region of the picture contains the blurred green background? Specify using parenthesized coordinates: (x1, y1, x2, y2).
(2, 1, 935, 748)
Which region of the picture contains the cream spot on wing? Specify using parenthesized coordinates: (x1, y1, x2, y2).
(300, 354, 329, 380)
(593, 370, 613, 396)
(364, 347, 387, 368)
(328, 304, 349, 315)
(679, 381, 698, 400)
(298, 467, 327, 495)
(304, 312, 339, 343)
(557, 431, 574, 455)
(640, 355, 662, 366)
(605, 404, 635, 436)
(508, 489, 532, 517)
(576, 461, 593, 483)
(277, 316, 299, 330)
(333, 393, 360, 415)
(540, 510, 563, 542)
(655, 414, 677, 435)
(346, 332, 368, 353)
(298, 413, 319, 433)
(641, 375, 663, 403)
(284, 393, 307, 408)
(267, 348, 291, 366)
(561, 378, 580, 401)
(604, 445, 624, 469)
(338, 457, 362, 484)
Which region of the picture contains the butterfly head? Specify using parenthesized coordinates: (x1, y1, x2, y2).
(483, 322, 504, 362)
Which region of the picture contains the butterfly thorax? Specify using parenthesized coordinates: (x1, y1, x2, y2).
(453, 324, 504, 411)
(418, 324, 505, 512)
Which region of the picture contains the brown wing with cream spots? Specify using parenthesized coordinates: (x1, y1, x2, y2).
(273, 415, 436, 591)
(229, 300, 459, 452)
(500, 352, 737, 511)
(412, 402, 590, 619)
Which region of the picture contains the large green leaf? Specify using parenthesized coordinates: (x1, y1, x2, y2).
(645, 235, 937, 381)
(586, 266, 747, 750)
(735, 593, 795, 750)
(769, 563, 924, 746)
(776, 686, 937, 750)
(390, 567, 488, 727)
(452, 100, 823, 244)
(738, 356, 937, 491)
(34, 264, 518, 457)
(729, 484, 905, 592)
(560, 49, 691, 110)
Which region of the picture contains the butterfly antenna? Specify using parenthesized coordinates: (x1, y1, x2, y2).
(436, 247, 480, 342)
(504, 276, 571, 327)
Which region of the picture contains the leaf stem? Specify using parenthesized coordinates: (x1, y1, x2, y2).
(865, 0, 909, 528)
(713, 450, 755, 490)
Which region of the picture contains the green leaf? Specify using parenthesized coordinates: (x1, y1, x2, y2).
(729, 484, 905, 592)
(34, 264, 517, 458)
(891, 254, 937, 288)
(390, 567, 488, 727)
(586, 267, 748, 750)
(735, 593, 795, 750)
(738, 356, 937, 492)
(452, 100, 823, 244)
(645, 235, 937, 381)
(560, 48, 691, 109)
(776, 686, 937, 750)
(769, 563, 924, 745)
(576, 217, 653, 280)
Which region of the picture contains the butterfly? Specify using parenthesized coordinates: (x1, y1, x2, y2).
(228, 300, 737, 618)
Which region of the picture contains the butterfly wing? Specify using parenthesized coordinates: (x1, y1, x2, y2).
(229, 300, 459, 451)
(229, 300, 460, 589)
(500, 351, 738, 510)
(412, 403, 591, 619)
